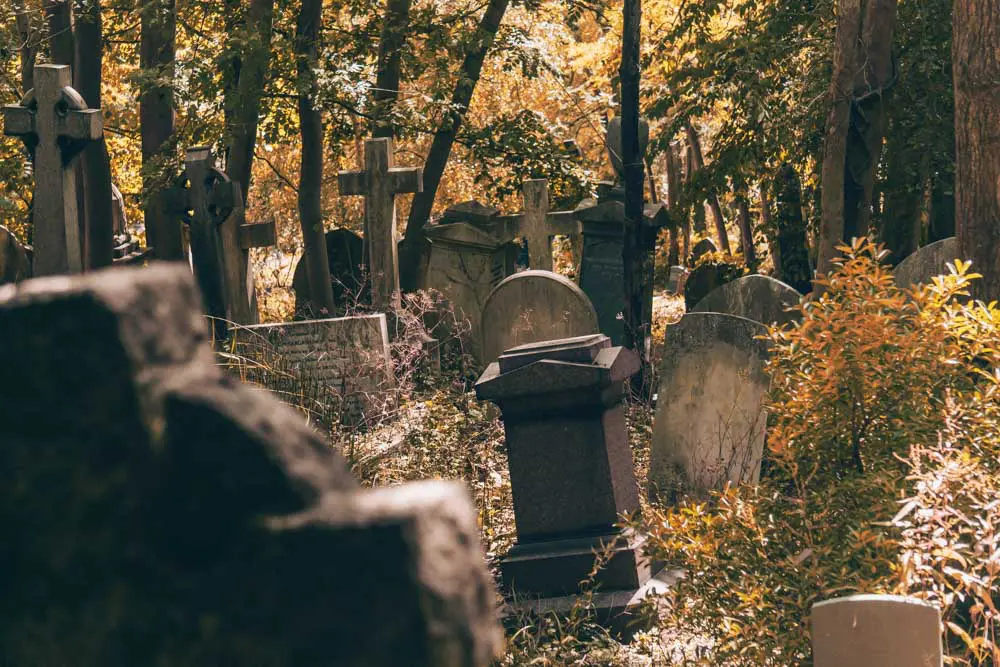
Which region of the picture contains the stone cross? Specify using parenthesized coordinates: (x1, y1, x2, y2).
(2, 64, 102, 276)
(163, 147, 275, 333)
(338, 137, 422, 310)
(497, 179, 579, 272)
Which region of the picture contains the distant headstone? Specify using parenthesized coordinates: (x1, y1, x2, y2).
(683, 261, 743, 310)
(440, 200, 500, 226)
(495, 180, 579, 272)
(292, 228, 367, 319)
(338, 137, 423, 310)
(666, 265, 688, 295)
(812, 595, 943, 667)
(480, 270, 599, 364)
(476, 334, 670, 628)
(605, 116, 650, 179)
(893, 237, 959, 290)
(691, 275, 801, 326)
(0, 263, 501, 666)
(689, 238, 718, 265)
(3, 63, 102, 276)
(0, 225, 30, 284)
(649, 313, 770, 500)
(233, 313, 393, 426)
(421, 212, 516, 363)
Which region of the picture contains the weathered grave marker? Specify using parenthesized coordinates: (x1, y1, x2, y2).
(0, 224, 30, 284)
(480, 270, 599, 364)
(292, 228, 367, 319)
(0, 263, 501, 666)
(689, 237, 718, 264)
(500, 179, 580, 272)
(666, 265, 688, 294)
(338, 137, 423, 310)
(893, 237, 959, 290)
(649, 312, 770, 500)
(691, 274, 802, 327)
(812, 595, 942, 667)
(476, 334, 672, 629)
(3, 63, 102, 276)
(683, 260, 743, 310)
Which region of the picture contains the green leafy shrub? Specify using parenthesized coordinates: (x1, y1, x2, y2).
(643, 240, 1000, 665)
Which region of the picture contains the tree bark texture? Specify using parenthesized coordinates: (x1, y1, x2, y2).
(953, 0, 1000, 301)
(818, 0, 898, 283)
(372, 0, 413, 139)
(774, 164, 813, 294)
(760, 183, 779, 271)
(880, 129, 923, 265)
(296, 0, 336, 316)
(225, 0, 276, 205)
(685, 121, 730, 253)
(735, 195, 757, 270)
(14, 0, 39, 93)
(74, 0, 114, 269)
(139, 0, 181, 259)
(399, 0, 511, 292)
(666, 142, 682, 266)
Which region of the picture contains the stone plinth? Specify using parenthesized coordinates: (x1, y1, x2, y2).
(476, 334, 665, 627)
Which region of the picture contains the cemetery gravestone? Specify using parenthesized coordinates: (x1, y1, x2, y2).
(480, 270, 600, 364)
(0, 263, 501, 667)
(0, 224, 30, 284)
(893, 237, 959, 290)
(691, 274, 802, 327)
(683, 260, 743, 310)
(649, 313, 770, 500)
(3, 63, 102, 276)
(689, 237, 718, 265)
(812, 595, 943, 667)
(491, 180, 580, 273)
(338, 137, 422, 310)
(476, 334, 671, 628)
(666, 265, 688, 295)
(292, 228, 368, 319)
(233, 313, 394, 427)
(605, 116, 650, 178)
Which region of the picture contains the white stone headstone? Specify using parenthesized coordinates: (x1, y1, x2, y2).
(480, 270, 599, 365)
(649, 312, 770, 500)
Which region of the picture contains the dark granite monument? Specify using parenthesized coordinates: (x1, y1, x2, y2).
(476, 334, 671, 627)
(292, 227, 368, 318)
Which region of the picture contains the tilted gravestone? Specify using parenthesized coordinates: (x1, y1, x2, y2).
(812, 595, 942, 667)
(649, 313, 770, 501)
(0, 263, 501, 666)
(3, 63, 102, 276)
(338, 137, 423, 310)
(0, 224, 30, 284)
(689, 237, 718, 265)
(480, 270, 600, 365)
(476, 334, 671, 629)
(893, 237, 959, 290)
(292, 228, 368, 319)
(691, 274, 802, 327)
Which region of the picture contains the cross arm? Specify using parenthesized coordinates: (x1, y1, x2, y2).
(57, 108, 102, 142)
(239, 220, 277, 249)
(547, 210, 580, 237)
(389, 167, 423, 194)
(2, 104, 35, 138)
(338, 170, 367, 195)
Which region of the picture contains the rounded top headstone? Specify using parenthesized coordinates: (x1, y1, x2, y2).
(481, 270, 599, 364)
(689, 238, 718, 264)
(893, 237, 959, 290)
(606, 116, 650, 179)
(691, 274, 801, 326)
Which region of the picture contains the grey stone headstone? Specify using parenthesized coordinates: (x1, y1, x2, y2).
(683, 261, 743, 310)
(605, 116, 650, 179)
(577, 215, 625, 345)
(666, 266, 688, 295)
(893, 237, 959, 290)
(690, 238, 718, 264)
(480, 270, 599, 365)
(292, 228, 367, 318)
(691, 275, 802, 327)
(440, 200, 500, 226)
(812, 595, 942, 667)
(0, 263, 501, 667)
(649, 313, 770, 500)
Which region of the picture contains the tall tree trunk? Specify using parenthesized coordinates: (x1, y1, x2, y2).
(621, 0, 650, 395)
(818, 0, 898, 283)
(685, 121, 730, 253)
(74, 0, 113, 270)
(14, 0, 39, 93)
(225, 0, 276, 205)
(139, 0, 180, 259)
(953, 0, 1000, 301)
(928, 170, 955, 242)
(880, 129, 922, 265)
(666, 142, 682, 266)
(735, 195, 757, 270)
(398, 0, 510, 291)
(774, 164, 813, 294)
(760, 184, 779, 272)
(372, 0, 413, 139)
(296, 0, 336, 316)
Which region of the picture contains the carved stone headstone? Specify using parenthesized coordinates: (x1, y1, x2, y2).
(0, 263, 501, 666)
(691, 275, 802, 327)
(3, 63, 102, 276)
(338, 137, 423, 310)
(292, 228, 367, 319)
(476, 334, 670, 628)
(812, 595, 943, 667)
(495, 180, 580, 273)
(683, 260, 743, 310)
(689, 238, 718, 265)
(480, 270, 599, 365)
(649, 313, 770, 500)
(893, 237, 959, 290)
(0, 224, 30, 284)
